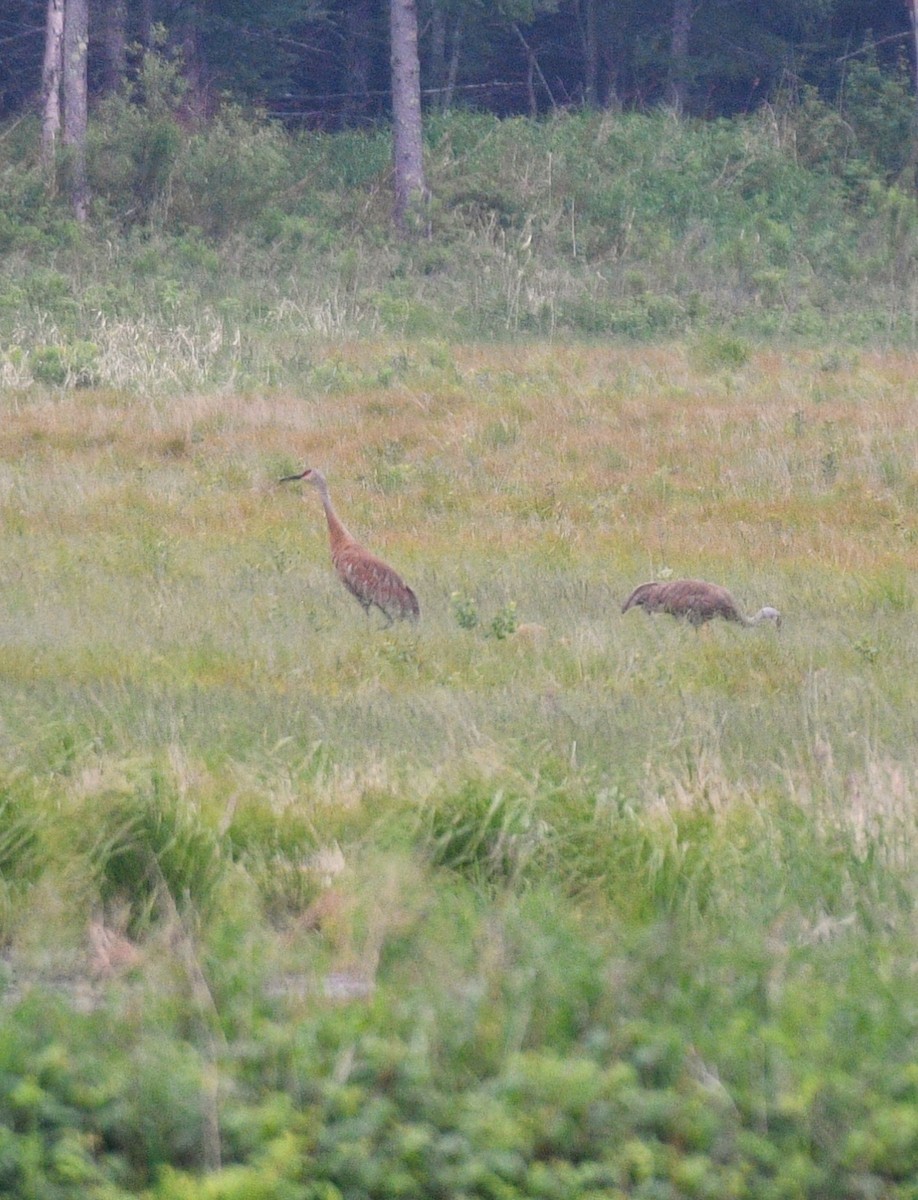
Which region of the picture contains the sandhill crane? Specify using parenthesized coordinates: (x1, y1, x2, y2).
(279, 467, 420, 624)
(622, 579, 781, 628)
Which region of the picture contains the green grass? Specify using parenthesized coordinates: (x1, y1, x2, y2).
(0, 343, 916, 1196)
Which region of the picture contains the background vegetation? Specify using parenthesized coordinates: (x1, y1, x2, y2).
(2, 64, 918, 399)
(0, 0, 909, 126)
(0, 59, 917, 1200)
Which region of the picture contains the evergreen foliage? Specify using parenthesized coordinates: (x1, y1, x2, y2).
(0, 0, 910, 126)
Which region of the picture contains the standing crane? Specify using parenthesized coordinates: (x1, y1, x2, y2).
(622, 579, 781, 628)
(279, 467, 420, 624)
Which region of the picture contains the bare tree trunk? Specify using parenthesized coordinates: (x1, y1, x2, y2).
(430, 2, 447, 110)
(63, 0, 90, 222)
(41, 0, 65, 170)
(176, 0, 206, 120)
(902, 0, 918, 186)
(162, 1, 206, 118)
(343, 0, 373, 125)
(390, 0, 427, 233)
(139, 0, 154, 51)
(429, 5, 462, 113)
(512, 23, 555, 113)
(444, 17, 462, 112)
(578, 0, 618, 109)
(98, 0, 128, 94)
(582, 0, 598, 107)
(667, 0, 692, 113)
(525, 52, 537, 117)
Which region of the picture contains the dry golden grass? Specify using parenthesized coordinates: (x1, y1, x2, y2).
(1, 354, 910, 584)
(1, 341, 915, 817)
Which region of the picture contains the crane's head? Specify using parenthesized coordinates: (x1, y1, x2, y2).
(755, 606, 782, 628)
(278, 466, 326, 489)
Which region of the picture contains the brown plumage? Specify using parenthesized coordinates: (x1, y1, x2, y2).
(279, 467, 420, 624)
(622, 579, 781, 628)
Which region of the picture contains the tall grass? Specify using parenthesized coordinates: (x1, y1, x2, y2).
(0, 342, 916, 1192)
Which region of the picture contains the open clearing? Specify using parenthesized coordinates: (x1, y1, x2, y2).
(2, 342, 915, 784)
(0, 341, 916, 1195)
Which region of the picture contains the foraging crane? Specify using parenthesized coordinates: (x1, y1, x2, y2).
(279, 467, 420, 624)
(622, 579, 781, 628)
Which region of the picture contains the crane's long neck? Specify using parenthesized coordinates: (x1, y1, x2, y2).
(316, 484, 354, 556)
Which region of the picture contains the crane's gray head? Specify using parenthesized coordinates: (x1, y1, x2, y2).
(756, 606, 782, 628)
(278, 466, 326, 489)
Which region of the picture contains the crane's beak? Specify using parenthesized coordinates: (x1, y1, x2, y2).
(278, 469, 308, 484)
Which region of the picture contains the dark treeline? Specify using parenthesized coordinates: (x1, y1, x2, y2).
(0, 0, 913, 129)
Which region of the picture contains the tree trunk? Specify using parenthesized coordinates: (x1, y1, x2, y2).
(98, 0, 128, 94)
(139, 0, 154, 51)
(430, 3, 447, 112)
(41, 0, 65, 169)
(168, 0, 206, 119)
(582, 0, 598, 107)
(578, 0, 617, 109)
(390, 0, 427, 233)
(63, 0, 90, 222)
(444, 17, 462, 113)
(343, 0, 373, 126)
(667, 0, 692, 113)
(428, 5, 462, 114)
(512, 23, 555, 114)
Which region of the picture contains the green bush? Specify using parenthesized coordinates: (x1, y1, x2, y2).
(91, 51, 187, 225)
(691, 331, 751, 369)
(29, 340, 100, 387)
(3, 100, 918, 363)
(171, 107, 292, 238)
(843, 47, 916, 182)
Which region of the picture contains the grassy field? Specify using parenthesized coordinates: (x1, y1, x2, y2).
(1, 340, 916, 1196)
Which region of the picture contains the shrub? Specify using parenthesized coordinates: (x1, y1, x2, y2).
(842, 48, 916, 182)
(487, 602, 518, 641)
(691, 331, 751, 369)
(29, 341, 100, 387)
(91, 51, 187, 226)
(450, 593, 479, 631)
(171, 108, 292, 238)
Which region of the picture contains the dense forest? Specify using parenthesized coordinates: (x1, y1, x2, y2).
(0, 0, 914, 128)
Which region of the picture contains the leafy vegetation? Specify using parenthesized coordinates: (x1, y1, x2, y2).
(2, 90, 918, 398)
(0, 76, 916, 1196)
(0, 0, 907, 129)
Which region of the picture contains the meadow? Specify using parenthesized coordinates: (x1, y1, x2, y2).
(1, 83, 918, 1195)
(0, 338, 916, 1197)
